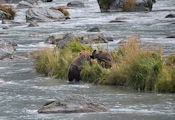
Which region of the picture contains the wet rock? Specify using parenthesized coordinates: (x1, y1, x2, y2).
(38, 95, 109, 113)
(109, 17, 128, 23)
(2, 26, 10, 29)
(167, 35, 175, 38)
(9, 40, 18, 47)
(42, 0, 53, 2)
(17, 1, 34, 9)
(87, 27, 100, 32)
(28, 21, 39, 27)
(165, 14, 175, 18)
(26, 8, 67, 22)
(67, 1, 85, 7)
(46, 32, 113, 48)
(97, 0, 154, 12)
(0, 40, 15, 60)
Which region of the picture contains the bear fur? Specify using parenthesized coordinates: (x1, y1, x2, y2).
(68, 51, 91, 82)
(91, 50, 113, 68)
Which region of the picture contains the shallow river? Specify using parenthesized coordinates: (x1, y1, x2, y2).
(0, 0, 175, 120)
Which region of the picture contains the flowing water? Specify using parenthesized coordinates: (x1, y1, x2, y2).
(0, 0, 175, 119)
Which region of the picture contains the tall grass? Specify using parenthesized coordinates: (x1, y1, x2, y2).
(34, 38, 175, 93)
(34, 40, 92, 79)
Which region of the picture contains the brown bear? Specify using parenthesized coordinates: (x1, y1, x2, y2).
(68, 51, 91, 83)
(90, 50, 113, 68)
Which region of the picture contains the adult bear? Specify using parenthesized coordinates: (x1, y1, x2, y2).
(91, 50, 113, 68)
(68, 51, 91, 83)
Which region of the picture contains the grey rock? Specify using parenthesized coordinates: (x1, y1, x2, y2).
(165, 14, 175, 18)
(0, 40, 15, 60)
(38, 95, 109, 113)
(46, 33, 113, 48)
(28, 21, 39, 27)
(87, 27, 100, 32)
(17, 1, 34, 9)
(97, 0, 153, 12)
(26, 8, 66, 22)
(67, 1, 85, 7)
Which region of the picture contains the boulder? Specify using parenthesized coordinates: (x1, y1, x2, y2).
(67, 1, 85, 7)
(46, 32, 113, 48)
(165, 14, 175, 18)
(38, 95, 108, 113)
(97, 0, 154, 12)
(87, 27, 100, 32)
(17, 1, 34, 9)
(26, 8, 67, 22)
(167, 35, 175, 38)
(0, 40, 15, 60)
(28, 21, 39, 27)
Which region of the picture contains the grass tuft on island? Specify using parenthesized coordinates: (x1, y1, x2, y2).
(33, 38, 175, 93)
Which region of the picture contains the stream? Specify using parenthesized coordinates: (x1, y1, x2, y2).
(0, 0, 175, 120)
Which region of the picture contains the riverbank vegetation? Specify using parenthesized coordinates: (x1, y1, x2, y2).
(0, 3, 15, 19)
(34, 38, 175, 93)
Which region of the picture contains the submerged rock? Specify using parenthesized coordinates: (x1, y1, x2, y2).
(38, 95, 108, 113)
(165, 14, 175, 18)
(28, 21, 39, 27)
(109, 17, 128, 23)
(87, 27, 100, 32)
(67, 1, 85, 7)
(97, 0, 154, 12)
(1, 0, 38, 4)
(26, 8, 67, 22)
(17, 1, 34, 9)
(46, 32, 113, 48)
(0, 40, 15, 60)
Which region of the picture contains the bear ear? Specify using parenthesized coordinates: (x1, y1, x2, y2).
(79, 52, 82, 55)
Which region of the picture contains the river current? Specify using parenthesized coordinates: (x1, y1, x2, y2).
(0, 0, 175, 120)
